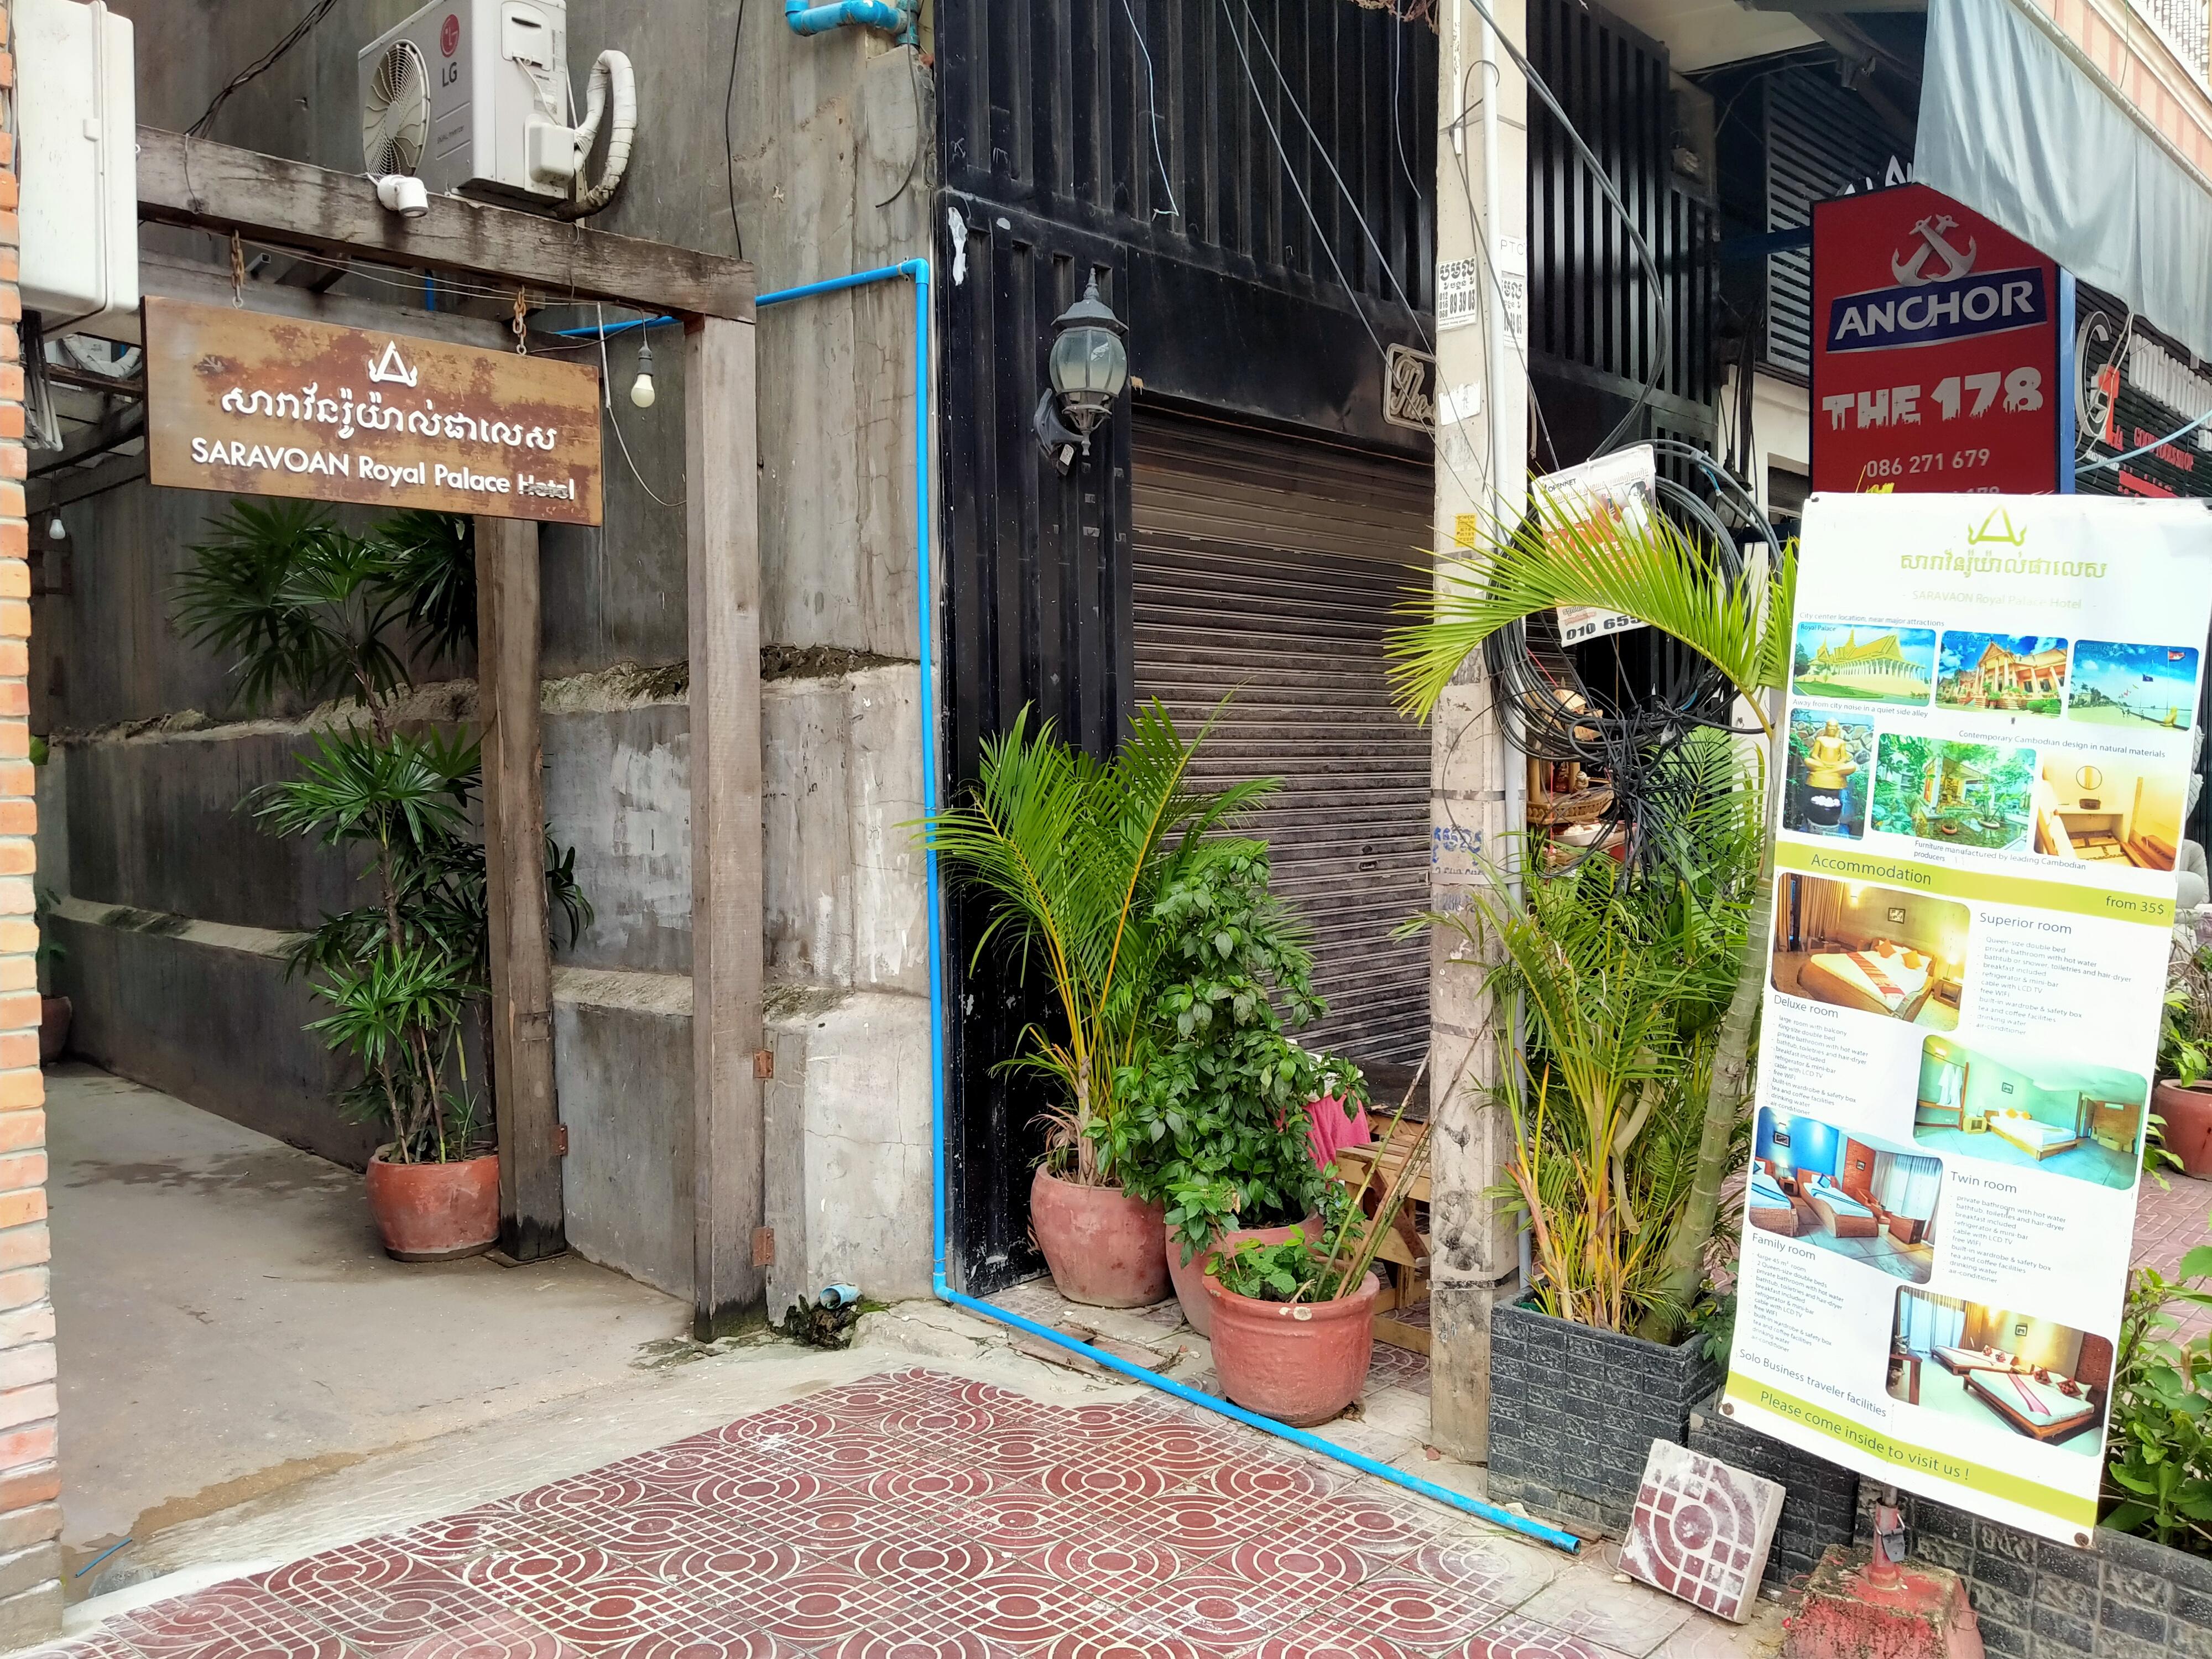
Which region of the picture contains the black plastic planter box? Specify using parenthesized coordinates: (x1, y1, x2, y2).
(1864, 1491, 2212, 1659)
(1486, 1298, 1724, 1535)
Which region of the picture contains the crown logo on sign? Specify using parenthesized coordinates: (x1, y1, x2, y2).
(367, 340, 419, 388)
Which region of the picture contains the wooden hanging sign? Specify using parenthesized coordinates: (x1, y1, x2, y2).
(144, 296, 605, 525)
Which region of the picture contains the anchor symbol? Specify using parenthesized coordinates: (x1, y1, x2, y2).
(1891, 215, 1976, 286)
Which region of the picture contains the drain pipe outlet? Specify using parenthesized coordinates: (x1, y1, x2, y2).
(785, 0, 914, 40)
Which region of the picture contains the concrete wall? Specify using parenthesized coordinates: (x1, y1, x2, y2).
(34, 2, 939, 1312)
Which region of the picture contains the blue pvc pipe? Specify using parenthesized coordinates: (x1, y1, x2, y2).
(785, 0, 912, 41)
(754, 261, 1579, 1558)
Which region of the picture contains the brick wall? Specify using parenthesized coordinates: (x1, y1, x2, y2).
(0, 6, 64, 1644)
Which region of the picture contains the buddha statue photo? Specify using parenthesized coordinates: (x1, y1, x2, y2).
(1796, 719, 1862, 832)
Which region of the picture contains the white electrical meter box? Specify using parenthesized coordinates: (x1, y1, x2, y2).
(18, 0, 137, 342)
(358, 0, 572, 208)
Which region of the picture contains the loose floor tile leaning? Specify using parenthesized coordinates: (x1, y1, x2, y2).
(25, 1365, 1770, 1659)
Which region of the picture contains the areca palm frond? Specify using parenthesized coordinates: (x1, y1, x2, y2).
(924, 698, 1270, 1183)
(1386, 502, 1797, 733)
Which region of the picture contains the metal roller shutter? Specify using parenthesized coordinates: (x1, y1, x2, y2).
(1131, 413, 1434, 1068)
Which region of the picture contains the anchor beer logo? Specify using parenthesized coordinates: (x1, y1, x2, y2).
(1891, 215, 1977, 286)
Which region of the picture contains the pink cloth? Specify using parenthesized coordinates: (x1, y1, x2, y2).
(1306, 1095, 1371, 1172)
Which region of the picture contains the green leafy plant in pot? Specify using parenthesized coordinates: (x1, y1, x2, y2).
(2103, 1228, 2212, 1552)
(1203, 1100, 1430, 1426)
(1098, 839, 1368, 1333)
(923, 700, 1268, 1307)
(175, 502, 590, 1260)
(2154, 939, 2212, 1179)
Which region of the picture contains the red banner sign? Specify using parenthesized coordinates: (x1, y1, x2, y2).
(1811, 183, 2059, 496)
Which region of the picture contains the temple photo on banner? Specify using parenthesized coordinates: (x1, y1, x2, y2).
(1751, 1109, 1943, 1282)
(1888, 1288, 2111, 1456)
(1913, 1036, 2147, 1190)
(1769, 873, 1968, 1031)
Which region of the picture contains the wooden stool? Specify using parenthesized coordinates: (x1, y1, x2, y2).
(1329, 1118, 1432, 1354)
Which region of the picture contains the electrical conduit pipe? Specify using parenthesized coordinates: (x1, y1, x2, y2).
(784, 0, 915, 42)
(754, 262, 1579, 1557)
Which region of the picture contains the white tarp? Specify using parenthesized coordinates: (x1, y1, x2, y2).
(1917, 0, 2212, 367)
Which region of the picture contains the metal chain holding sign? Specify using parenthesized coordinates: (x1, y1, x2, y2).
(513, 291, 530, 356)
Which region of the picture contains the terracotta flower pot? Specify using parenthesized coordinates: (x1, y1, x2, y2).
(1204, 1270, 1380, 1427)
(1029, 1167, 1168, 1308)
(36, 996, 70, 1066)
(2153, 1080, 2212, 1178)
(365, 1151, 500, 1261)
(1165, 1215, 1319, 1337)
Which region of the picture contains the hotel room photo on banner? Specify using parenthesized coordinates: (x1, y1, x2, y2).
(1889, 1289, 2110, 1456)
(1914, 1036, 2146, 1191)
(1770, 872, 1968, 1031)
(1751, 1109, 1942, 1283)
(2032, 749, 2184, 872)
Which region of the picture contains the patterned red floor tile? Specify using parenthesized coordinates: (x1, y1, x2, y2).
(1109, 1420, 1250, 1485)
(650, 1540, 805, 1593)
(1217, 1536, 1369, 1601)
(397, 1503, 560, 1569)
(1439, 1613, 1634, 1659)
(1253, 1618, 1418, 1659)
(845, 1537, 1003, 1591)
(1116, 1573, 1313, 1648)
(747, 1567, 926, 1646)
(380, 1609, 582, 1659)
(908, 1569, 1094, 1646)
(258, 1548, 514, 1653)
(112, 1580, 350, 1659)
(1032, 1533, 1189, 1597)
(1208, 1458, 1336, 1505)
(940, 1490, 1095, 1555)
(1326, 1578, 1510, 1649)
(1039, 1458, 1174, 1509)
(1134, 1490, 1307, 1556)
(820, 1632, 1020, 1659)
(608, 1636, 802, 1659)
(1300, 1493, 1433, 1567)
(1032, 1620, 1204, 1659)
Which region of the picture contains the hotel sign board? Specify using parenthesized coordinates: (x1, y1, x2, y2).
(144, 297, 604, 525)
(1725, 493, 2212, 1547)
(1811, 184, 2060, 497)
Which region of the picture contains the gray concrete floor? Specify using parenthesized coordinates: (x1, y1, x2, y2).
(47, 1065, 690, 1585)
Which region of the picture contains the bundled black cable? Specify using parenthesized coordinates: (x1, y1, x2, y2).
(1486, 440, 1783, 872)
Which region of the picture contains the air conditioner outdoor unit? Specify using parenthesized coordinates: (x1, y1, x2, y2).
(358, 0, 575, 208)
(18, 0, 137, 341)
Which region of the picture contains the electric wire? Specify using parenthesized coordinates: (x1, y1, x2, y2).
(1241, 0, 1429, 345)
(593, 305, 682, 509)
(726, 0, 749, 260)
(1391, 3, 1425, 213)
(1122, 0, 1181, 221)
(189, 0, 342, 139)
(1458, 0, 1667, 457)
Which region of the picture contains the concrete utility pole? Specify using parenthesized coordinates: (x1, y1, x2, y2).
(1425, 0, 1532, 1461)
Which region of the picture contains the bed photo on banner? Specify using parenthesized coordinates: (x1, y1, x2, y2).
(1723, 492, 2212, 1547)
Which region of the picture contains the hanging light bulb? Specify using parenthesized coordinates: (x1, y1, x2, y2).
(629, 335, 656, 410)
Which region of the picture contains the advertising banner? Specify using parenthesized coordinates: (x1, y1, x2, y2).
(1723, 493, 2212, 1545)
(1811, 185, 2059, 497)
(144, 296, 605, 525)
(1536, 444, 1659, 648)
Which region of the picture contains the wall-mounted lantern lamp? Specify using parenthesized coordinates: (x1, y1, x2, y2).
(1032, 274, 1128, 474)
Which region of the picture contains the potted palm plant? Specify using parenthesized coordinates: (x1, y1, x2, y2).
(1097, 841, 1366, 1332)
(176, 502, 588, 1260)
(1389, 509, 1788, 1531)
(925, 701, 1267, 1307)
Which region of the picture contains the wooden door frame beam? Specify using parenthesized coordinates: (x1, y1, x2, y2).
(135, 128, 754, 322)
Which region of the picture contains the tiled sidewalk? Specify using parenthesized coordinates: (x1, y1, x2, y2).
(34, 1368, 1702, 1659)
(2132, 1168, 2212, 1335)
